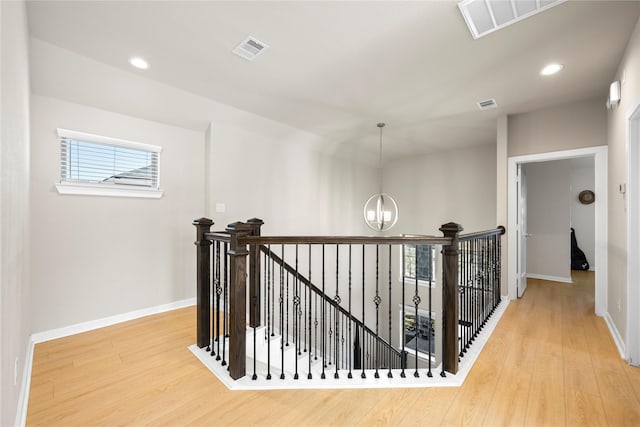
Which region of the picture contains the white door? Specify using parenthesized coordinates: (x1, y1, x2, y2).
(517, 165, 528, 298)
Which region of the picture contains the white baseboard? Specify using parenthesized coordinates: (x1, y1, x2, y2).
(604, 312, 626, 359)
(526, 273, 573, 284)
(15, 337, 35, 427)
(31, 297, 195, 343)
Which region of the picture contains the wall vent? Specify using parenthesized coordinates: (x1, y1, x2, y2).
(458, 0, 566, 39)
(232, 36, 269, 61)
(477, 98, 498, 110)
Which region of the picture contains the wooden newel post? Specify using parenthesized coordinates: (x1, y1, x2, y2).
(226, 221, 251, 380)
(193, 217, 213, 349)
(247, 218, 264, 328)
(440, 222, 463, 375)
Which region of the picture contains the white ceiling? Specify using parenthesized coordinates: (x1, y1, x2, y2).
(26, 1, 640, 160)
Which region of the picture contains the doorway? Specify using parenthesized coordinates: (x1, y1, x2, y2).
(507, 146, 608, 316)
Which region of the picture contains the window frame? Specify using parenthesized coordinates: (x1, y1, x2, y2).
(398, 304, 436, 361)
(55, 128, 163, 199)
(400, 242, 437, 287)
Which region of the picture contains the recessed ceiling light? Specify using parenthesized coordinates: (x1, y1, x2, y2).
(129, 57, 149, 70)
(540, 63, 563, 76)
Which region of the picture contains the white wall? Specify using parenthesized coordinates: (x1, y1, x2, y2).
(570, 158, 595, 270)
(523, 160, 571, 282)
(30, 95, 205, 332)
(607, 16, 640, 347)
(384, 143, 497, 235)
(0, 1, 31, 425)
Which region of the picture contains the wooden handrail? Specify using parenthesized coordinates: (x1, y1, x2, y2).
(242, 235, 451, 246)
(459, 226, 505, 241)
(205, 231, 231, 243)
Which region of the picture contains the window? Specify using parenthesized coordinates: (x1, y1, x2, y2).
(402, 244, 435, 285)
(56, 129, 163, 198)
(399, 306, 436, 359)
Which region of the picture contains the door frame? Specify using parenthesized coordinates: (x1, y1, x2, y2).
(507, 146, 608, 316)
(626, 101, 640, 365)
(516, 164, 528, 297)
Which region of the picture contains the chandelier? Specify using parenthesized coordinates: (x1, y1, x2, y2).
(363, 123, 398, 231)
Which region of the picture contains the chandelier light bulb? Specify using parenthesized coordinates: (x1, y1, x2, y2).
(364, 193, 398, 232)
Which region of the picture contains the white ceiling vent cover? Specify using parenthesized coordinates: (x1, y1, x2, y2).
(458, 0, 566, 39)
(477, 98, 497, 110)
(232, 36, 269, 61)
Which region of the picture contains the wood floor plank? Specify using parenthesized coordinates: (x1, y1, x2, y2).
(26, 271, 640, 426)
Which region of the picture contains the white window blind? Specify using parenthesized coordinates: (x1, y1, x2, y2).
(56, 129, 163, 198)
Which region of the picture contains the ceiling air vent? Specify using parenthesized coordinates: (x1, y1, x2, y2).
(232, 36, 269, 61)
(477, 98, 497, 110)
(458, 0, 566, 39)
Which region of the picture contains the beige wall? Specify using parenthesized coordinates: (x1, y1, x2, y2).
(523, 160, 571, 281)
(508, 98, 607, 157)
(607, 16, 640, 342)
(207, 121, 376, 236)
(385, 143, 498, 236)
(0, 1, 31, 425)
(30, 95, 205, 332)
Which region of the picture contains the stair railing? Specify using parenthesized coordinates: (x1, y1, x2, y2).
(194, 218, 504, 381)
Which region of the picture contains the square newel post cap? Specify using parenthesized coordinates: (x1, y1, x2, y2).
(246, 218, 264, 236)
(225, 221, 252, 233)
(193, 217, 214, 227)
(439, 222, 463, 236)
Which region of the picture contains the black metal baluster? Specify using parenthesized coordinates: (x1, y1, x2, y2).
(303, 247, 308, 356)
(481, 237, 489, 328)
(252, 245, 258, 380)
(280, 245, 285, 380)
(328, 303, 332, 367)
(280, 245, 289, 380)
(362, 244, 367, 379)
(208, 241, 215, 356)
(462, 240, 467, 354)
(374, 245, 380, 379)
(215, 241, 222, 360)
(428, 245, 433, 377)
(286, 255, 290, 347)
(400, 245, 406, 378)
(308, 244, 313, 379)
(341, 312, 345, 371)
(465, 239, 470, 350)
(496, 235, 499, 307)
(294, 244, 299, 379)
(314, 291, 318, 361)
(321, 244, 326, 379)
(271, 254, 276, 338)
(348, 245, 353, 379)
(471, 240, 475, 339)
(264, 245, 275, 380)
(222, 242, 228, 367)
(334, 244, 340, 379)
(210, 241, 216, 357)
(414, 253, 420, 378)
(388, 244, 393, 379)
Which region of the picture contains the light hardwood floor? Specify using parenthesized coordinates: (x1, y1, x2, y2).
(27, 271, 640, 426)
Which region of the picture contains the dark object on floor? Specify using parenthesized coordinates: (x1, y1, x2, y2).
(571, 227, 589, 270)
